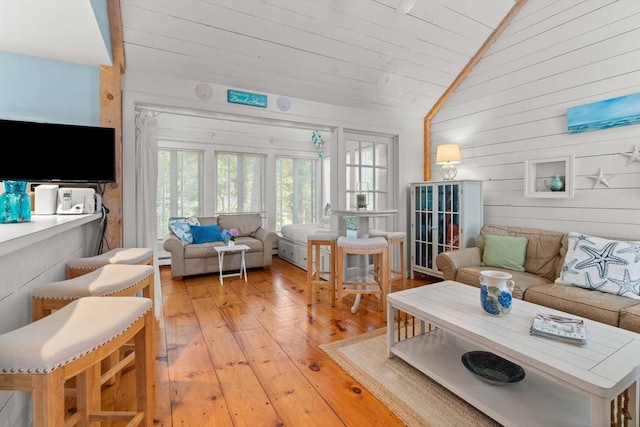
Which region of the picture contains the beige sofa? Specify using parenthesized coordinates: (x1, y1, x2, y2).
(435, 224, 640, 333)
(163, 213, 278, 279)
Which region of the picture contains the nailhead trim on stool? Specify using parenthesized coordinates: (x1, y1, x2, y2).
(335, 236, 389, 318)
(32, 264, 155, 389)
(307, 232, 339, 307)
(33, 264, 155, 320)
(66, 247, 153, 279)
(0, 296, 154, 427)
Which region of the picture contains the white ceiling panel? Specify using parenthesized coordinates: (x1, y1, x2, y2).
(120, 0, 516, 117)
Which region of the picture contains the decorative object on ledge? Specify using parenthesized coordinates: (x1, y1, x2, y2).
(586, 168, 615, 188)
(0, 180, 31, 223)
(356, 181, 369, 210)
(549, 175, 564, 192)
(311, 130, 325, 158)
(621, 144, 640, 166)
(227, 89, 267, 108)
(524, 155, 574, 199)
(567, 92, 640, 134)
(436, 143, 460, 181)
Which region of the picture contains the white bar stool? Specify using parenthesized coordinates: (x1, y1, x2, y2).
(335, 236, 389, 318)
(33, 264, 155, 321)
(369, 230, 407, 290)
(306, 232, 339, 306)
(32, 264, 154, 387)
(0, 296, 154, 427)
(66, 247, 153, 279)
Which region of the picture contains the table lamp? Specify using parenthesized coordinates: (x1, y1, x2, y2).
(436, 144, 460, 181)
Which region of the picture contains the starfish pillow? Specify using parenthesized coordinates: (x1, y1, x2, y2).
(555, 232, 640, 299)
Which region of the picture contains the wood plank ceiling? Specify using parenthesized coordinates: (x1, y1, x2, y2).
(120, 0, 516, 118)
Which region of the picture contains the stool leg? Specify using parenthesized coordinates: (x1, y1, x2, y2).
(399, 238, 406, 289)
(136, 309, 154, 426)
(307, 242, 313, 306)
(76, 363, 101, 426)
(330, 241, 336, 307)
(336, 246, 344, 312)
(32, 371, 65, 427)
(381, 247, 389, 320)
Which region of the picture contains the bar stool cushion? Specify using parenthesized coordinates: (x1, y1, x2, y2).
(337, 236, 388, 249)
(0, 296, 152, 374)
(307, 232, 339, 241)
(68, 247, 152, 270)
(33, 264, 153, 300)
(369, 230, 406, 239)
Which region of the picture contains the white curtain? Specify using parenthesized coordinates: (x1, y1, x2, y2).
(134, 111, 161, 317)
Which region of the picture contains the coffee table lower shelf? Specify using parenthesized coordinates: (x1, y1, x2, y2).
(389, 328, 590, 427)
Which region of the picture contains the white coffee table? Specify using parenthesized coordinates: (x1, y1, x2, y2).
(214, 244, 249, 285)
(386, 281, 640, 427)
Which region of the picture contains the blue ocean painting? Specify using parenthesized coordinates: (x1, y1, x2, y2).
(567, 93, 640, 134)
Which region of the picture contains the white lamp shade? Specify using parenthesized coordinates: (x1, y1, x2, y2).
(436, 144, 461, 164)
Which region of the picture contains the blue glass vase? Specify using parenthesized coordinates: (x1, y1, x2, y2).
(549, 175, 564, 192)
(1, 180, 31, 223)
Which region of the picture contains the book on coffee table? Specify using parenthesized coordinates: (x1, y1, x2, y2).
(530, 310, 587, 345)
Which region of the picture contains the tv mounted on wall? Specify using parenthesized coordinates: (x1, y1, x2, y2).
(0, 119, 116, 183)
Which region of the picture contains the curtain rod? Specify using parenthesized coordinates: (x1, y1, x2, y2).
(134, 105, 334, 133)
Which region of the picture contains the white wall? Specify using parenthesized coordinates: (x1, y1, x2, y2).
(431, 0, 640, 239)
(121, 71, 425, 246)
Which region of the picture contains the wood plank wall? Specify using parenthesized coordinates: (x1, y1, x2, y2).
(430, 0, 640, 239)
(101, 0, 125, 249)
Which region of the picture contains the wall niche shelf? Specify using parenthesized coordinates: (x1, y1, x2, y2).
(525, 155, 574, 199)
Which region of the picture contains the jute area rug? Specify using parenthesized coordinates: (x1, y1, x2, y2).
(320, 328, 501, 427)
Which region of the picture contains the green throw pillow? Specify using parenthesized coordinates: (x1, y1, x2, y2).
(482, 235, 528, 272)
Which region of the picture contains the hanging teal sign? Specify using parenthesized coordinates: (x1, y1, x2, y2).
(227, 89, 267, 108)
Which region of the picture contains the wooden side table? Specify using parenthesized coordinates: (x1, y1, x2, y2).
(213, 244, 250, 285)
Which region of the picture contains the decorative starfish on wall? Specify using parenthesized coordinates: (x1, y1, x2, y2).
(620, 144, 640, 166)
(586, 168, 615, 188)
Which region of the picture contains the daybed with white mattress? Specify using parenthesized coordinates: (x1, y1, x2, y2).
(278, 217, 332, 270)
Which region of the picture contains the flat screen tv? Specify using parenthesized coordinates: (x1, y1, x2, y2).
(0, 119, 116, 183)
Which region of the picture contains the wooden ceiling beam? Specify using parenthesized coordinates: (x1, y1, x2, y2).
(422, 0, 528, 182)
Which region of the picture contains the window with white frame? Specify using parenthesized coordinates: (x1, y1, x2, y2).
(156, 148, 203, 239)
(275, 156, 318, 231)
(216, 152, 266, 215)
(345, 136, 389, 209)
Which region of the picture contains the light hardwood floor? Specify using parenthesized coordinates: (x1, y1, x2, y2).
(100, 256, 439, 426)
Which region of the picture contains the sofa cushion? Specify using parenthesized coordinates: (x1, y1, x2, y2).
(191, 224, 224, 244)
(456, 266, 552, 299)
(478, 225, 564, 281)
(169, 216, 200, 244)
(481, 235, 527, 272)
(218, 213, 262, 237)
(555, 233, 640, 300)
(619, 303, 640, 333)
(524, 283, 640, 327)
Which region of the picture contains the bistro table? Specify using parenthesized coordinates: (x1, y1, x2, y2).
(331, 208, 398, 311)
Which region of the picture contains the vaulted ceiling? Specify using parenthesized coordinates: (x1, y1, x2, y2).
(120, 0, 516, 117)
(0, 0, 517, 118)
